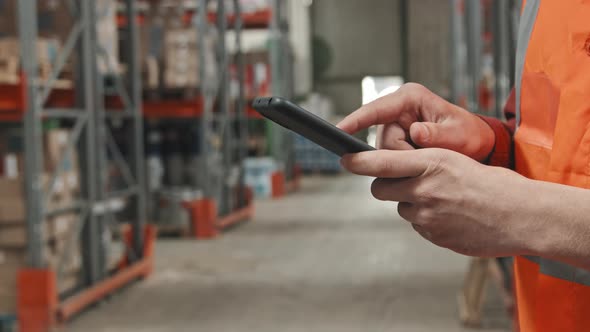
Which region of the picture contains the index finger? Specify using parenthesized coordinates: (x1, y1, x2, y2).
(336, 84, 422, 134)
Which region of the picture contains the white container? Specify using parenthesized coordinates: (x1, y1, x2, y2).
(243, 157, 277, 198)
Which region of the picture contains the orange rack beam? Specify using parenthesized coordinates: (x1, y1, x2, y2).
(207, 9, 272, 29)
(0, 77, 75, 122)
(184, 188, 254, 239)
(118, 9, 271, 29)
(57, 258, 151, 321)
(142, 96, 204, 118)
(246, 104, 263, 119)
(216, 188, 255, 230)
(17, 225, 156, 332)
(216, 203, 255, 230)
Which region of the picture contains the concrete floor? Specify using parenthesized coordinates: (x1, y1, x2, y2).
(66, 175, 509, 332)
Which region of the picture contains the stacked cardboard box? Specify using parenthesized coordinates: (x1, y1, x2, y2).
(0, 0, 120, 85)
(138, 0, 219, 93)
(96, 0, 120, 75)
(0, 0, 75, 85)
(0, 37, 73, 88)
(163, 28, 201, 89)
(0, 129, 82, 314)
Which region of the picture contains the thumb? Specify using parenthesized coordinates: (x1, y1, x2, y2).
(410, 121, 464, 149)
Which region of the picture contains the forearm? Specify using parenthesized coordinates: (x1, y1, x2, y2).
(519, 179, 590, 270)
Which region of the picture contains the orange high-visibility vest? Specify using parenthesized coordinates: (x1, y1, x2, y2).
(514, 0, 590, 331)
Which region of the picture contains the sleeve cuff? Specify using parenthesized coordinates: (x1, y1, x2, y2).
(478, 116, 514, 169)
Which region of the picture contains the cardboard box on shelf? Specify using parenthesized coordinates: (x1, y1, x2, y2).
(44, 129, 80, 174)
(0, 241, 81, 312)
(0, 214, 77, 248)
(96, 0, 120, 75)
(163, 29, 200, 89)
(0, 224, 35, 248)
(0, 176, 24, 198)
(46, 213, 78, 242)
(0, 249, 24, 314)
(0, 248, 26, 269)
(63, 170, 80, 195)
(0, 213, 80, 267)
(0, 173, 75, 225)
(0, 37, 73, 86)
(0, 199, 25, 224)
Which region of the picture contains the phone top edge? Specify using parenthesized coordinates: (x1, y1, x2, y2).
(251, 96, 375, 155)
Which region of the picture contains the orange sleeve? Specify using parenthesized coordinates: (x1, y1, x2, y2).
(478, 89, 516, 169)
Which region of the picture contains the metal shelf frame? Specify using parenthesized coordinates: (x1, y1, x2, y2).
(449, 0, 520, 118)
(267, 0, 296, 180)
(14, 0, 153, 329)
(195, 0, 249, 218)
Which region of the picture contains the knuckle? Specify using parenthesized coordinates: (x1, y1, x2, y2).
(424, 149, 448, 175)
(416, 207, 435, 225)
(402, 82, 427, 93)
(413, 182, 437, 204)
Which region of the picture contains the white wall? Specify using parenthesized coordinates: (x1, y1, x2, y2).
(311, 0, 402, 114)
(288, 0, 313, 97)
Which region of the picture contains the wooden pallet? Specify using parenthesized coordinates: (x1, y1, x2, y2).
(458, 258, 514, 328)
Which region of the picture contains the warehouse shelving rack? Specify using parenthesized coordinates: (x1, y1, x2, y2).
(186, 0, 255, 238)
(248, 0, 301, 199)
(449, 0, 520, 118)
(3, 1, 155, 331)
(135, 0, 257, 239)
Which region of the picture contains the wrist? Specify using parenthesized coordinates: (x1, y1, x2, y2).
(511, 179, 583, 259)
(476, 115, 512, 167)
(471, 115, 496, 162)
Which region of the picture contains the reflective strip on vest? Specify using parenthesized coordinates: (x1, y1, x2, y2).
(514, 0, 540, 128)
(523, 256, 590, 287)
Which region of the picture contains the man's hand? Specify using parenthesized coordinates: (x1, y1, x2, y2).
(341, 148, 535, 257)
(337, 83, 495, 162)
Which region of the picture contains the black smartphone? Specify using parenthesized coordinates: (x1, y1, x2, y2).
(252, 97, 375, 157)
